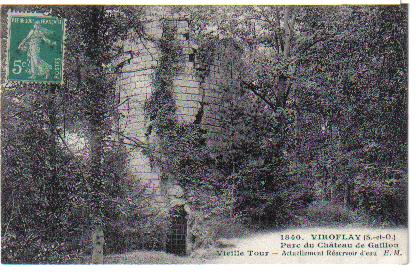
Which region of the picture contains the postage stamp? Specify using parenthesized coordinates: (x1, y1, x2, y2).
(6, 12, 65, 84)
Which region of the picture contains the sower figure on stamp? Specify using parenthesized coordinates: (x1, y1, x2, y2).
(18, 21, 56, 79)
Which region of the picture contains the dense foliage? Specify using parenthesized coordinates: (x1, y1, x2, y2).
(1, 5, 407, 263)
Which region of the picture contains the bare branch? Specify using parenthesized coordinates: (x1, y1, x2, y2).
(242, 80, 281, 113)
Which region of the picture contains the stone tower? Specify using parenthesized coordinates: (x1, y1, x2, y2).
(116, 6, 240, 253)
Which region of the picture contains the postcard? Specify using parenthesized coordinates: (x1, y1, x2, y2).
(0, 3, 408, 265)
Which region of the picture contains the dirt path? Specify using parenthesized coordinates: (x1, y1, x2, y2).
(210, 230, 286, 264)
(209, 227, 408, 264)
(100, 227, 407, 264)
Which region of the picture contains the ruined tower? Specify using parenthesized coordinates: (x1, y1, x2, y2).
(116, 7, 240, 254)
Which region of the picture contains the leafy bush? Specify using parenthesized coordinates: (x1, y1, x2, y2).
(2, 231, 86, 264)
(298, 201, 352, 227)
(352, 175, 407, 226)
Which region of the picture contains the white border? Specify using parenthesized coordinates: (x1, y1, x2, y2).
(0, 0, 405, 5)
(0, 0, 413, 272)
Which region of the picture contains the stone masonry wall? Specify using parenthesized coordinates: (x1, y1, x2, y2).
(117, 7, 240, 200)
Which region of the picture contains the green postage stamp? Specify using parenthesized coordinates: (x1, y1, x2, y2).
(6, 12, 65, 84)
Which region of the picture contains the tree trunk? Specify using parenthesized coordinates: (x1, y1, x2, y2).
(86, 7, 107, 264)
(91, 226, 105, 264)
(46, 85, 60, 236)
(88, 86, 105, 264)
(283, 7, 291, 59)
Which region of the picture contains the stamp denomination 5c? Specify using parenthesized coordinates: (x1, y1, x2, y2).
(7, 12, 65, 84)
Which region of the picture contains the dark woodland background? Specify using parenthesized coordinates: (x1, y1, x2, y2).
(0, 5, 407, 263)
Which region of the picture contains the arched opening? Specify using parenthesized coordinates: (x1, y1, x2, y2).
(166, 205, 187, 256)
